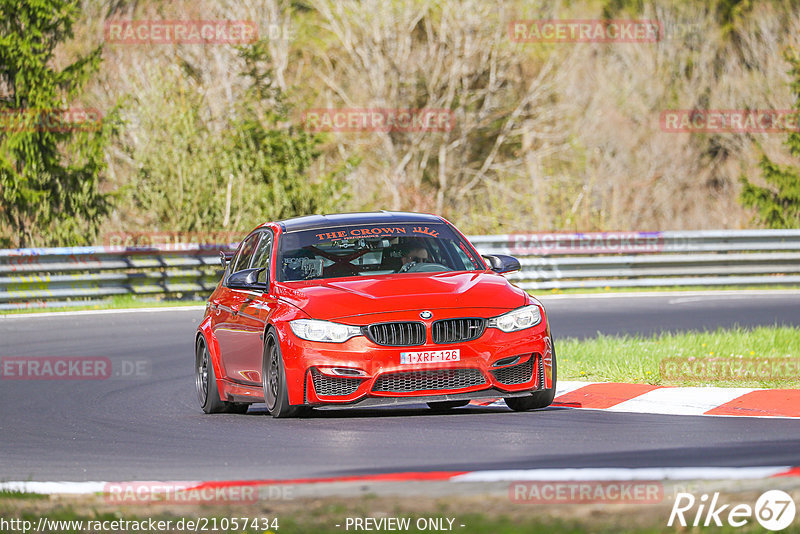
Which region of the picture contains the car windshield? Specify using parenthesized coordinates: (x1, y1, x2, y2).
(278, 223, 484, 281)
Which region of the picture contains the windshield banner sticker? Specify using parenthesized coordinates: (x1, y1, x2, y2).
(313, 226, 441, 241)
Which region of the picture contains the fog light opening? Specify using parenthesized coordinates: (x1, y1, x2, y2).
(492, 355, 522, 368)
(316, 366, 368, 377)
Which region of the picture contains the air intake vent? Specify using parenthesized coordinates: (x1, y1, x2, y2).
(364, 322, 426, 346)
(372, 368, 486, 393)
(311, 369, 363, 397)
(432, 318, 486, 344)
(492, 356, 536, 386)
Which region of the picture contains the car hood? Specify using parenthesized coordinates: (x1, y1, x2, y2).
(274, 271, 528, 321)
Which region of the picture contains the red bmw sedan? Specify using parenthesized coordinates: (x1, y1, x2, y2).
(195, 212, 556, 417)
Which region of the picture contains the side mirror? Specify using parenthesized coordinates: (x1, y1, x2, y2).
(227, 268, 268, 291)
(482, 254, 521, 274)
(219, 250, 234, 268)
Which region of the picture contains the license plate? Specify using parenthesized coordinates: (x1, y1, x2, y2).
(400, 349, 460, 364)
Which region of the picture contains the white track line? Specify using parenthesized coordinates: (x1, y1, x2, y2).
(555, 381, 599, 397)
(3, 466, 795, 495)
(0, 481, 107, 494)
(452, 466, 794, 482)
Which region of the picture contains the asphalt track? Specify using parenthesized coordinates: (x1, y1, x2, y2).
(0, 291, 799, 482)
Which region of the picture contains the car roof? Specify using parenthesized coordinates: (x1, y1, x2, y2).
(277, 211, 444, 233)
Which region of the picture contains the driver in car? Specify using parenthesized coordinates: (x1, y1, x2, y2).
(400, 243, 429, 269)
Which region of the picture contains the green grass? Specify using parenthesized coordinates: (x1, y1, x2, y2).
(0, 502, 591, 534)
(2, 500, 798, 534)
(0, 490, 47, 500)
(0, 295, 204, 315)
(0, 506, 783, 534)
(558, 326, 800, 388)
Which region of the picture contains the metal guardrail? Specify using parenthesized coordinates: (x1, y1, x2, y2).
(472, 229, 800, 290)
(1, 230, 799, 309)
(0, 244, 231, 310)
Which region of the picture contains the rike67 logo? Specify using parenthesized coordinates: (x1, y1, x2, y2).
(669, 490, 796, 531)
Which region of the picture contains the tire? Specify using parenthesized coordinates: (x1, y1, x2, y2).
(262, 332, 302, 418)
(196, 337, 250, 414)
(427, 400, 470, 411)
(504, 348, 558, 412)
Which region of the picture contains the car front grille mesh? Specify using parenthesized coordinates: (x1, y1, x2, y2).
(364, 322, 426, 346)
(492, 356, 536, 386)
(432, 318, 486, 344)
(311, 369, 363, 397)
(372, 368, 486, 393)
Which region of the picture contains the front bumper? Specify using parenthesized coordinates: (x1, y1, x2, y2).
(312, 388, 537, 410)
(277, 313, 554, 406)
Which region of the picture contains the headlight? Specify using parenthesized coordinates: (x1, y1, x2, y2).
(289, 319, 362, 343)
(487, 305, 541, 333)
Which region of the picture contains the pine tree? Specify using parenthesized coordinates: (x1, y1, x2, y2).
(0, 0, 110, 247)
(740, 48, 800, 229)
